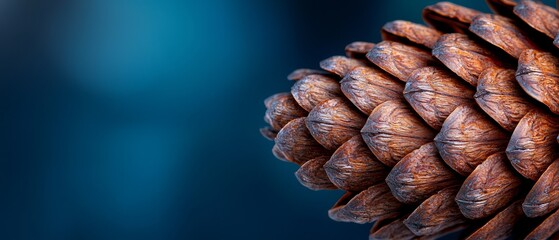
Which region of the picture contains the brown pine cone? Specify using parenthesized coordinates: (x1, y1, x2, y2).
(262, 0, 559, 239)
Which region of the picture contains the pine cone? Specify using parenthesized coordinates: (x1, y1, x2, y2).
(261, 0, 559, 239)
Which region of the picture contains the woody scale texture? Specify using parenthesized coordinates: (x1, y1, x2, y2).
(261, 0, 559, 239)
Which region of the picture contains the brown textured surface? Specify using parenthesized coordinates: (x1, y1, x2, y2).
(295, 156, 337, 191)
(319, 56, 367, 78)
(287, 68, 332, 81)
(403, 66, 475, 130)
(370, 218, 460, 240)
(524, 159, 559, 217)
(381, 20, 443, 49)
(328, 183, 403, 224)
(361, 100, 436, 167)
(386, 142, 460, 204)
(435, 105, 509, 176)
(455, 152, 522, 219)
(486, 0, 517, 17)
(274, 117, 330, 165)
(369, 218, 392, 235)
(404, 187, 467, 236)
(325, 136, 389, 192)
(366, 41, 438, 82)
(524, 207, 559, 240)
(432, 33, 508, 86)
(264, 93, 307, 131)
(516, 49, 559, 114)
(475, 67, 536, 131)
(341, 66, 404, 115)
(465, 199, 524, 240)
(470, 14, 540, 58)
(369, 218, 417, 240)
(506, 109, 559, 180)
(422, 2, 481, 33)
(514, 0, 559, 39)
(306, 98, 366, 150)
(259, 127, 277, 141)
(291, 74, 342, 111)
(262, 1, 559, 239)
(271, 144, 287, 161)
(345, 42, 375, 59)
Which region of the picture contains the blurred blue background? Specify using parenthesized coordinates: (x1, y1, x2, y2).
(0, 0, 552, 239)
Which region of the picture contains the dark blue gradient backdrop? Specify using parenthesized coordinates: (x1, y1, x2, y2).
(1, 0, 551, 239)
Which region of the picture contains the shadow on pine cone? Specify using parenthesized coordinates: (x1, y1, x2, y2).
(261, 0, 559, 239)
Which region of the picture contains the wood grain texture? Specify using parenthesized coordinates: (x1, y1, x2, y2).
(524, 159, 559, 217)
(435, 105, 509, 176)
(367, 41, 438, 82)
(325, 135, 389, 192)
(369, 217, 418, 240)
(306, 98, 366, 150)
(275, 117, 330, 165)
(404, 187, 468, 236)
(514, 0, 559, 39)
(516, 49, 559, 114)
(345, 42, 375, 59)
(320, 56, 367, 78)
(341, 66, 404, 115)
(386, 142, 460, 204)
(433, 33, 509, 86)
(328, 183, 403, 224)
(371, 217, 466, 240)
(506, 109, 559, 180)
(524, 207, 559, 240)
(381, 20, 443, 49)
(287, 68, 332, 81)
(475, 67, 536, 132)
(361, 100, 436, 167)
(264, 93, 307, 131)
(465, 199, 525, 240)
(422, 2, 481, 33)
(455, 152, 522, 219)
(295, 156, 337, 191)
(404, 66, 475, 130)
(470, 14, 541, 58)
(291, 74, 342, 111)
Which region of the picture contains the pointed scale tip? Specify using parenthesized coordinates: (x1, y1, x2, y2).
(434, 105, 509, 176)
(455, 152, 522, 219)
(340, 66, 404, 116)
(325, 135, 388, 192)
(523, 159, 559, 218)
(381, 20, 442, 49)
(306, 98, 366, 150)
(404, 187, 468, 236)
(361, 100, 436, 167)
(319, 56, 366, 78)
(506, 109, 559, 181)
(263, 93, 307, 131)
(328, 183, 403, 224)
(275, 117, 331, 165)
(386, 142, 460, 205)
(295, 156, 337, 191)
(291, 74, 341, 112)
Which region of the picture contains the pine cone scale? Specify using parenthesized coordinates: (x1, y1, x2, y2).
(262, 1, 559, 239)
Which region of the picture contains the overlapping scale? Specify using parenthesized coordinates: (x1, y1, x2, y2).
(261, 0, 559, 239)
